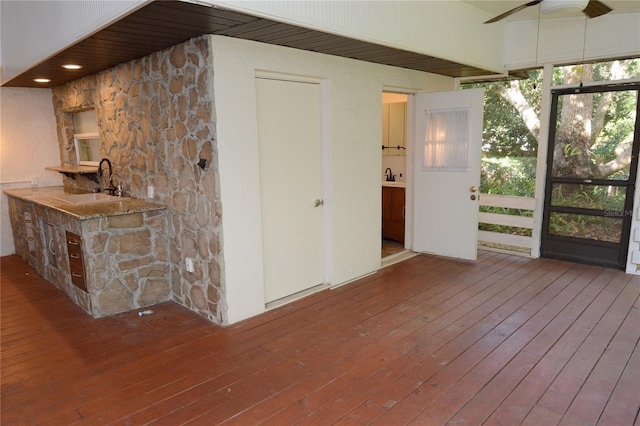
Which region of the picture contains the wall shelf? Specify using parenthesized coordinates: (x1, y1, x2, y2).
(46, 165, 99, 183)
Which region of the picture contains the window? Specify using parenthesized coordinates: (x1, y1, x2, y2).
(553, 58, 640, 86)
(422, 108, 470, 171)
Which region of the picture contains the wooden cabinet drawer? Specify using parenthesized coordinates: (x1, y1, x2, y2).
(69, 266, 86, 291)
(65, 231, 87, 291)
(67, 244, 83, 266)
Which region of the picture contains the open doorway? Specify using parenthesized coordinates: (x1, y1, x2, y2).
(381, 92, 409, 262)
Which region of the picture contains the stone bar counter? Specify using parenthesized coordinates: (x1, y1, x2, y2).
(5, 186, 170, 317)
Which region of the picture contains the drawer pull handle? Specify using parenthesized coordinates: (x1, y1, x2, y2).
(24, 219, 32, 224)
(72, 272, 83, 278)
(70, 253, 80, 259)
(68, 239, 79, 246)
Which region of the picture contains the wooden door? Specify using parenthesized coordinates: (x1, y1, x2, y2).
(412, 88, 484, 260)
(256, 77, 325, 303)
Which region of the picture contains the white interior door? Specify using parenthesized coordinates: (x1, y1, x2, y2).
(256, 77, 324, 303)
(411, 88, 484, 260)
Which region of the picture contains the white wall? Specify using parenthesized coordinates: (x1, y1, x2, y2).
(0, 87, 61, 256)
(211, 35, 453, 324)
(504, 13, 640, 69)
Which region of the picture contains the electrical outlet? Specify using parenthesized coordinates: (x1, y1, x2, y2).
(185, 257, 194, 273)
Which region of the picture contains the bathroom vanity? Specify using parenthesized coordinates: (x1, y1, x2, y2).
(5, 186, 169, 317)
(382, 181, 406, 243)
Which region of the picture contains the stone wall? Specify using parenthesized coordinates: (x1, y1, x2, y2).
(51, 36, 225, 323)
(9, 195, 96, 315)
(8, 195, 170, 317)
(85, 211, 171, 317)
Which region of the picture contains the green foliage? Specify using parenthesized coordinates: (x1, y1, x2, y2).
(591, 89, 637, 162)
(551, 184, 625, 211)
(549, 213, 622, 243)
(480, 157, 536, 197)
(553, 59, 640, 85)
(464, 59, 638, 247)
(478, 157, 536, 238)
(465, 60, 638, 180)
(463, 71, 541, 157)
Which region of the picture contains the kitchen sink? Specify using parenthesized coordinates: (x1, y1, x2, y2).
(53, 193, 129, 206)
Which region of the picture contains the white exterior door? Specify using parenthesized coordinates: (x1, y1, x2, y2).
(256, 77, 325, 303)
(411, 88, 484, 260)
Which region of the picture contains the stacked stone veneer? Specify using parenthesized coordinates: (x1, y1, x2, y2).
(8, 196, 169, 317)
(51, 36, 225, 322)
(88, 211, 171, 316)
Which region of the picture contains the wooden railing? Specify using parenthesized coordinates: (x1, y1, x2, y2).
(478, 194, 536, 255)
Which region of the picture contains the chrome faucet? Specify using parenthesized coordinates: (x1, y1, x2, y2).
(98, 158, 117, 195)
(385, 167, 395, 182)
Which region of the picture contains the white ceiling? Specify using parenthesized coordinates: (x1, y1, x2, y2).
(462, 0, 640, 22)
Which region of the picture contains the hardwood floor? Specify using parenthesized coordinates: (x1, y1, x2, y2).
(2, 252, 639, 425)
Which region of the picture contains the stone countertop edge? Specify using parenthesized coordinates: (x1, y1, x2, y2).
(3, 186, 166, 220)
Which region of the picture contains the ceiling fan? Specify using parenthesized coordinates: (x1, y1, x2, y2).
(484, 0, 612, 23)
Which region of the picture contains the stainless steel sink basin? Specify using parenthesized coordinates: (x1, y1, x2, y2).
(53, 193, 129, 206)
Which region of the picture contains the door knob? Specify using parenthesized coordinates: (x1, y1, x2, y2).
(470, 186, 477, 193)
(470, 194, 477, 201)
(314, 199, 324, 207)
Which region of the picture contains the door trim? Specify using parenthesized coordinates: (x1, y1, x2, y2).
(382, 86, 421, 251)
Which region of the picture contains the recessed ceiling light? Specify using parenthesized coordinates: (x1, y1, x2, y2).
(33, 78, 52, 83)
(62, 64, 82, 70)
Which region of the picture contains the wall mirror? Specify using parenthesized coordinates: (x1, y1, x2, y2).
(74, 134, 101, 166)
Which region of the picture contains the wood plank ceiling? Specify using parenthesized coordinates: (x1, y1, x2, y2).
(4, 1, 497, 88)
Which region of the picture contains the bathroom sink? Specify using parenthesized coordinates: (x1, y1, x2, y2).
(53, 193, 129, 206)
(382, 181, 406, 188)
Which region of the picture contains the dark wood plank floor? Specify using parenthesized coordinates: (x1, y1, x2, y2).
(2, 252, 639, 425)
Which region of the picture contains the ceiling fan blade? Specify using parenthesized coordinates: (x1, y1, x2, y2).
(583, 0, 612, 18)
(484, 0, 543, 24)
